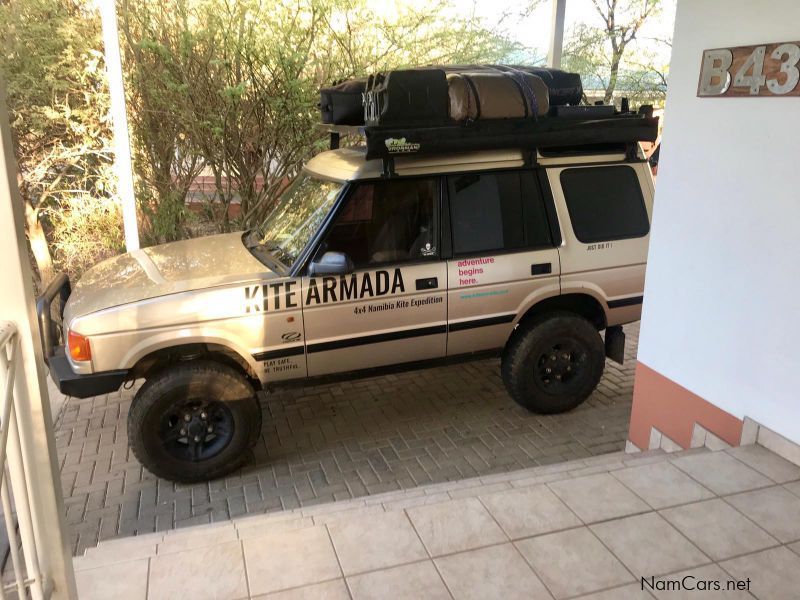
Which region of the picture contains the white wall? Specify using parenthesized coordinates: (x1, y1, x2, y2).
(638, 0, 800, 442)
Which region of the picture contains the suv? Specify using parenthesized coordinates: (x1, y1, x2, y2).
(40, 145, 653, 482)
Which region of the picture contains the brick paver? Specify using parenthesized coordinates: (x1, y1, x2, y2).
(56, 322, 639, 555)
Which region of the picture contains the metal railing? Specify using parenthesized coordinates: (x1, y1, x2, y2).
(0, 321, 49, 599)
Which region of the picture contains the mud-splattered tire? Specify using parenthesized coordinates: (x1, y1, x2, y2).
(501, 312, 605, 414)
(128, 361, 261, 483)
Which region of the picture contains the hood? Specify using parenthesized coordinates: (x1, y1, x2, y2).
(65, 232, 278, 321)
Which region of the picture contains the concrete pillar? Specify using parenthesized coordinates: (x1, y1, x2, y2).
(547, 0, 567, 69)
(0, 80, 78, 599)
(99, 0, 139, 251)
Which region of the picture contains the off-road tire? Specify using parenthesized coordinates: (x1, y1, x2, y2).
(128, 361, 262, 483)
(501, 312, 605, 414)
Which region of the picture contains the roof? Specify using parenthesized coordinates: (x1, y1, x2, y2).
(303, 145, 632, 182)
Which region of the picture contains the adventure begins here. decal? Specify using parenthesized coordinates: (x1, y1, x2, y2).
(244, 269, 405, 313)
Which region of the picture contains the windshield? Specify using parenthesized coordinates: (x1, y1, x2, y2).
(249, 173, 343, 268)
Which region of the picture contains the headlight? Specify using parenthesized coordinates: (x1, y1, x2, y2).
(68, 330, 92, 362)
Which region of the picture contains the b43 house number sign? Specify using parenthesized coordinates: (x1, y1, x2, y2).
(698, 41, 800, 97)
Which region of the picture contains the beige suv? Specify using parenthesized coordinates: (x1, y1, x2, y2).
(38, 144, 653, 482)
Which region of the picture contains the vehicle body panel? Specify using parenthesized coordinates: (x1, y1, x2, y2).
(546, 160, 652, 327)
(65, 232, 275, 323)
(56, 146, 654, 391)
(302, 262, 447, 375)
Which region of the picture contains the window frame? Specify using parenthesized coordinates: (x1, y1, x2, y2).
(306, 174, 445, 273)
(559, 164, 650, 244)
(446, 168, 557, 259)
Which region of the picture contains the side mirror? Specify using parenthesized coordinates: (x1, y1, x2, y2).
(308, 251, 354, 276)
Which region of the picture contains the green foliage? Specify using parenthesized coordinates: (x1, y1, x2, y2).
(0, 0, 123, 280)
(121, 0, 519, 231)
(48, 192, 126, 276)
(3, 0, 520, 281)
(561, 0, 670, 107)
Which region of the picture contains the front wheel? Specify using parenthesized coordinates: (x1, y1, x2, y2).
(501, 312, 605, 414)
(128, 361, 262, 482)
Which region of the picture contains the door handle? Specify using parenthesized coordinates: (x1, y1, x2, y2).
(416, 277, 438, 290)
(531, 263, 552, 275)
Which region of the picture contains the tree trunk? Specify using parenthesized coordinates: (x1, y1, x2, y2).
(25, 200, 54, 286)
(605, 54, 622, 105)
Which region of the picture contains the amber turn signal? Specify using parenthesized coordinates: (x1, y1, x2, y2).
(68, 330, 91, 362)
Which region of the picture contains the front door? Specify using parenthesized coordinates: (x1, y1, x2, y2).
(445, 169, 561, 355)
(303, 177, 447, 376)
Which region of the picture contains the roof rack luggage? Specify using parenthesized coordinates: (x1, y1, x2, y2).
(318, 66, 659, 163)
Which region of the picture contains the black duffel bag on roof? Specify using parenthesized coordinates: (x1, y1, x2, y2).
(318, 65, 583, 126)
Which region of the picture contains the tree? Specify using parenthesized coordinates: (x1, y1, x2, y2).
(0, 0, 123, 283)
(121, 0, 519, 233)
(561, 0, 667, 106)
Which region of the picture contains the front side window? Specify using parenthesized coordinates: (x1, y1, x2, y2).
(250, 173, 343, 268)
(560, 166, 650, 243)
(449, 171, 552, 255)
(320, 178, 439, 268)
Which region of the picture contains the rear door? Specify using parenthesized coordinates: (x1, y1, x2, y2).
(445, 169, 561, 355)
(547, 163, 652, 326)
(302, 177, 447, 376)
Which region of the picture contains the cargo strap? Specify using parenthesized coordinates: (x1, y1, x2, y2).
(460, 74, 482, 120)
(503, 67, 539, 120)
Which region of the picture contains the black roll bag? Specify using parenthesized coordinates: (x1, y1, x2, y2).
(319, 78, 367, 126)
(318, 65, 584, 126)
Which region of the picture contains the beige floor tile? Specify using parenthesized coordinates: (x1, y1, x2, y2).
(590, 512, 709, 577)
(254, 579, 350, 599)
(670, 452, 772, 495)
(75, 558, 149, 600)
(406, 497, 507, 556)
(726, 445, 800, 483)
(783, 479, 800, 498)
(515, 527, 633, 599)
(149, 541, 247, 600)
(244, 526, 341, 595)
(435, 543, 551, 600)
(789, 541, 800, 556)
(612, 461, 715, 509)
(237, 517, 315, 540)
(157, 527, 239, 554)
(579, 583, 653, 599)
(74, 542, 157, 570)
(660, 499, 778, 561)
(346, 560, 450, 600)
(726, 486, 800, 543)
(648, 564, 754, 599)
(547, 473, 650, 523)
(327, 510, 427, 575)
(479, 484, 581, 539)
(721, 546, 800, 600)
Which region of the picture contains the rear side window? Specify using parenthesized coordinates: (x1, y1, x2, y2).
(448, 171, 552, 255)
(560, 166, 649, 243)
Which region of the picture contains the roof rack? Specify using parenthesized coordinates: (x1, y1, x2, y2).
(321, 103, 658, 174)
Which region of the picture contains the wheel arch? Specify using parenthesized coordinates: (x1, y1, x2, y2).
(512, 293, 608, 339)
(128, 341, 262, 390)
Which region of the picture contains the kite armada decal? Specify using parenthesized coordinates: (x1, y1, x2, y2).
(244, 269, 406, 313)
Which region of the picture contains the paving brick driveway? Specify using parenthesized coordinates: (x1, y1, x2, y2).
(56, 322, 639, 555)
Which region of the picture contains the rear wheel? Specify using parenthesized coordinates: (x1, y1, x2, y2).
(128, 361, 262, 482)
(501, 312, 605, 414)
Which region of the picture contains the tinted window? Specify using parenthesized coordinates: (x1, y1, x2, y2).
(449, 171, 551, 255)
(321, 178, 439, 267)
(560, 166, 649, 243)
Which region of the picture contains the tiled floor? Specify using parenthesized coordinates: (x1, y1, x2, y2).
(73, 444, 800, 599)
(56, 323, 639, 555)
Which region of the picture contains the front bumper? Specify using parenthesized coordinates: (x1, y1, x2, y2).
(36, 273, 128, 398)
(48, 349, 128, 399)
